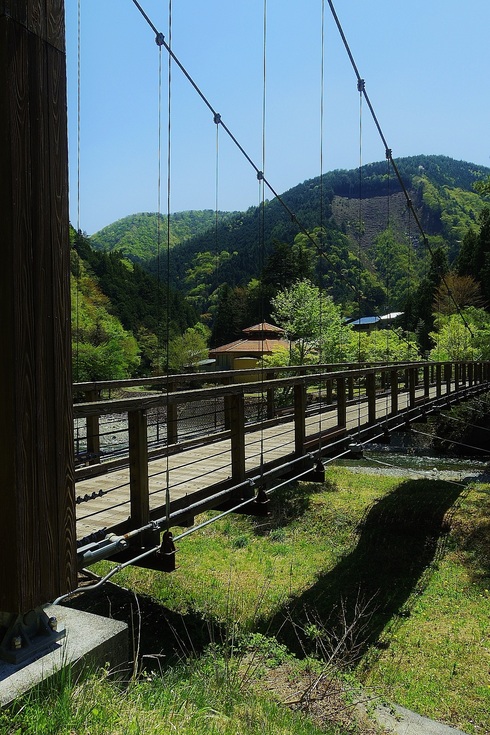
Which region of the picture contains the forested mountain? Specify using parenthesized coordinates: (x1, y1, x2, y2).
(90, 210, 237, 263)
(91, 155, 489, 304)
(71, 231, 197, 379)
(82, 154, 490, 374)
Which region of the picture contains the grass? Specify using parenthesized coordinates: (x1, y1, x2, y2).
(1, 637, 354, 735)
(360, 478, 490, 734)
(3, 467, 489, 733)
(94, 469, 393, 628)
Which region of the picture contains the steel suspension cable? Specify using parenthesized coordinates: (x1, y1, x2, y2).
(326, 0, 474, 338)
(128, 0, 358, 304)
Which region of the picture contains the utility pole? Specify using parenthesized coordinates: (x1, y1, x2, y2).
(0, 1, 76, 661)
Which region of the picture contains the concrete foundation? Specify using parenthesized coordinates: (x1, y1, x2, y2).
(0, 604, 128, 707)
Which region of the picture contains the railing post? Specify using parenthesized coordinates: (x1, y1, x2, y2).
(436, 363, 442, 397)
(128, 409, 151, 539)
(294, 382, 307, 457)
(468, 362, 474, 387)
(444, 363, 452, 394)
(266, 371, 275, 419)
(326, 378, 333, 404)
(390, 368, 399, 415)
(461, 362, 467, 386)
(454, 363, 460, 393)
(336, 377, 346, 428)
(85, 389, 100, 465)
(348, 376, 355, 401)
(409, 367, 416, 407)
(230, 393, 246, 483)
(423, 364, 430, 398)
(166, 381, 178, 446)
(366, 372, 376, 425)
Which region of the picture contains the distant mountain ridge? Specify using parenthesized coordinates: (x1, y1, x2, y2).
(90, 154, 490, 304)
(91, 209, 238, 263)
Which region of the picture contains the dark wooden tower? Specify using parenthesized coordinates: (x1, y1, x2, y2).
(0, 1, 76, 615)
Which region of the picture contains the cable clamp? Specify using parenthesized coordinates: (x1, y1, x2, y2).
(385, 148, 392, 160)
(155, 32, 165, 46)
(257, 170, 264, 181)
(213, 112, 221, 125)
(357, 78, 365, 93)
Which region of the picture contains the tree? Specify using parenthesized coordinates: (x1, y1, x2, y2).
(271, 279, 350, 364)
(346, 328, 419, 363)
(432, 272, 485, 314)
(473, 176, 490, 197)
(429, 307, 490, 361)
(404, 244, 448, 352)
(168, 324, 210, 372)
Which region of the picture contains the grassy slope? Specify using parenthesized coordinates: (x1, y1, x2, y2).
(3, 467, 488, 734)
(91, 466, 489, 734)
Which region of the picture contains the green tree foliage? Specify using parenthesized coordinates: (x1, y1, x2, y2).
(70, 261, 140, 381)
(456, 208, 490, 303)
(370, 228, 418, 309)
(72, 230, 197, 376)
(346, 328, 419, 363)
(429, 307, 490, 361)
(403, 244, 448, 353)
(90, 210, 236, 262)
(168, 324, 210, 372)
(473, 175, 490, 196)
(270, 279, 351, 364)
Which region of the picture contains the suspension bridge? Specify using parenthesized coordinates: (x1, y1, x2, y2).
(1, 0, 488, 667)
(72, 359, 490, 572)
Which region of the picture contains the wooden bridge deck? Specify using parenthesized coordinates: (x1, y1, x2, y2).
(75, 386, 418, 540)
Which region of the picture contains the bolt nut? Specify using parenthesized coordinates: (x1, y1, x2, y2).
(12, 635, 22, 650)
(48, 616, 58, 632)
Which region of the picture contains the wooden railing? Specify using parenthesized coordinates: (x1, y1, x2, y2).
(72, 360, 490, 543)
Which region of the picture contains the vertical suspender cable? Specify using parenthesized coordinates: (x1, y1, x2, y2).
(164, 0, 173, 528)
(318, 0, 325, 443)
(258, 0, 267, 475)
(356, 82, 364, 436)
(75, 0, 82, 385)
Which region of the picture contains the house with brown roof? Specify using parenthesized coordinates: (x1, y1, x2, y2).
(209, 322, 289, 372)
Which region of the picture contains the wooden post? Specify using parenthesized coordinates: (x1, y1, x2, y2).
(128, 410, 151, 541)
(294, 382, 307, 457)
(366, 372, 376, 425)
(230, 393, 246, 483)
(444, 363, 452, 395)
(326, 378, 333, 404)
(390, 368, 398, 415)
(266, 371, 275, 419)
(0, 1, 76, 613)
(85, 389, 101, 464)
(409, 367, 416, 407)
(436, 363, 442, 397)
(166, 381, 178, 446)
(336, 377, 346, 428)
(423, 364, 430, 398)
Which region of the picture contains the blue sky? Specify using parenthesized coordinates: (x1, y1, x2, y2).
(65, 1, 490, 235)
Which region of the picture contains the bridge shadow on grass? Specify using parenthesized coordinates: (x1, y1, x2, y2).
(251, 478, 337, 534)
(264, 478, 463, 663)
(64, 579, 221, 669)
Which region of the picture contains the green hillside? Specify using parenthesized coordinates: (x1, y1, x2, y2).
(90, 156, 490, 308)
(90, 210, 238, 263)
(83, 155, 490, 372)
